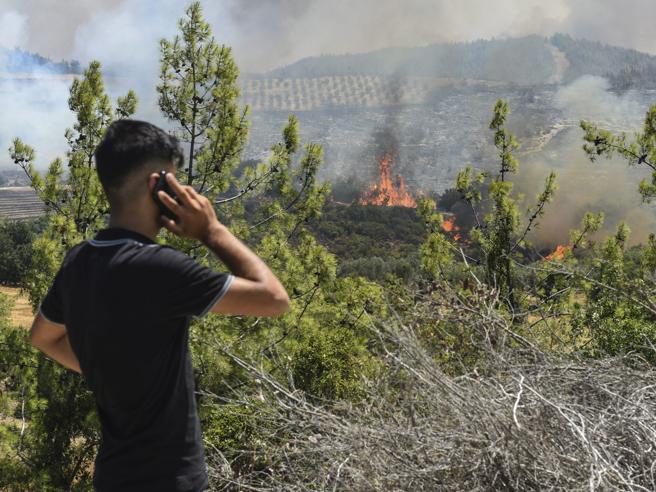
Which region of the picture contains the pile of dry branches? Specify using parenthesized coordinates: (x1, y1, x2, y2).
(205, 285, 656, 491)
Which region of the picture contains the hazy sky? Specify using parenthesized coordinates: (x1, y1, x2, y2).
(1, 0, 656, 73)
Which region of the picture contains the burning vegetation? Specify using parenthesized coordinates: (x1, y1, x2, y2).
(545, 244, 570, 261)
(358, 154, 417, 208)
(441, 215, 463, 241)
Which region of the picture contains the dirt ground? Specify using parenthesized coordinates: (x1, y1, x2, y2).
(0, 285, 34, 329)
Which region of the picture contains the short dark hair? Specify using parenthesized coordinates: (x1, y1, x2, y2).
(94, 119, 184, 196)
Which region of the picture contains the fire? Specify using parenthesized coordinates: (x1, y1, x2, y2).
(358, 154, 417, 207)
(442, 216, 457, 232)
(441, 215, 463, 242)
(545, 244, 570, 261)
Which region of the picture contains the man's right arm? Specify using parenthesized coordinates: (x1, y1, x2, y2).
(201, 222, 289, 317)
(155, 171, 290, 318)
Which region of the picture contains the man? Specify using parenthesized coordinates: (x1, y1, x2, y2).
(29, 119, 290, 491)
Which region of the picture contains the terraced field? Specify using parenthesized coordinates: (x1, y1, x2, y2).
(240, 76, 505, 112)
(0, 186, 44, 220)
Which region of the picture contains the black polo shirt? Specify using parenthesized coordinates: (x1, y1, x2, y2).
(39, 227, 234, 492)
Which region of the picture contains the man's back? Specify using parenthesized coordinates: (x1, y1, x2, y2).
(40, 227, 233, 491)
(29, 119, 289, 491)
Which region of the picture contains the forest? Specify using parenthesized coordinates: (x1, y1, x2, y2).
(0, 47, 82, 75)
(2, 2, 656, 491)
(269, 32, 656, 87)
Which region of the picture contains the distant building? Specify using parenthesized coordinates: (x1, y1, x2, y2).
(0, 187, 45, 220)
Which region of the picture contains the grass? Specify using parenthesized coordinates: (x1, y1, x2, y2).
(0, 286, 33, 329)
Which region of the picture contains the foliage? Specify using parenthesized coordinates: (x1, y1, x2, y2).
(158, 0, 248, 192)
(418, 99, 557, 307)
(576, 104, 656, 362)
(6, 5, 656, 490)
(582, 105, 656, 202)
(306, 201, 426, 279)
(3, 60, 137, 489)
(10, 60, 137, 309)
(0, 217, 45, 285)
(206, 288, 656, 491)
(550, 33, 655, 84)
(272, 35, 556, 84)
(159, 2, 390, 475)
(189, 114, 385, 403)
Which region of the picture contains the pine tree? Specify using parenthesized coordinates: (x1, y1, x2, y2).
(581, 105, 656, 202)
(6, 61, 137, 489)
(418, 100, 557, 308)
(10, 61, 137, 307)
(575, 105, 656, 361)
(1, 5, 390, 487)
(158, 1, 248, 194)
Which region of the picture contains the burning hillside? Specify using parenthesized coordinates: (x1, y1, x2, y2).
(358, 154, 417, 207)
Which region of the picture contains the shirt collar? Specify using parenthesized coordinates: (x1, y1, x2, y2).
(93, 227, 157, 245)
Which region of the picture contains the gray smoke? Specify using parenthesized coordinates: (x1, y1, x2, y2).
(515, 76, 654, 247)
(3, 0, 656, 73)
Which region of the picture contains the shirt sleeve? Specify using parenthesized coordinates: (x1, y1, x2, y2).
(150, 246, 234, 320)
(39, 267, 66, 325)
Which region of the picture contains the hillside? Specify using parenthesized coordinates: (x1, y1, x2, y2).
(267, 35, 558, 84)
(0, 47, 81, 75)
(267, 34, 656, 85)
(238, 35, 656, 112)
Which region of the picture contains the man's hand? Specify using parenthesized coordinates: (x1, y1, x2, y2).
(157, 171, 291, 317)
(157, 172, 221, 243)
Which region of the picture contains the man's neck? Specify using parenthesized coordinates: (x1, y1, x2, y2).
(108, 214, 159, 242)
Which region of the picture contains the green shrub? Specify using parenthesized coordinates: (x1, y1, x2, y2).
(291, 327, 373, 401)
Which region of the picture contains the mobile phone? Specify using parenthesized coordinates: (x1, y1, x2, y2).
(152, 170, 178, 221)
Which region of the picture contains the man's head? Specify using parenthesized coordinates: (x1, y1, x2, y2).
(94, 119, 184, 214)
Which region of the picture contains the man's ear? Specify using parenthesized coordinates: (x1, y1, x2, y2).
(148, 172, 160, 193)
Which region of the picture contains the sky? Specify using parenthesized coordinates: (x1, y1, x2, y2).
(1, 0, 656, 74)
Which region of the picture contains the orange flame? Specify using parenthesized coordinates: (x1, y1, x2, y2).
(545, 244, 570, 261)
(441, 215, 464, 242)
(442, 216, 457, 232)
(359, 154, 417, 207)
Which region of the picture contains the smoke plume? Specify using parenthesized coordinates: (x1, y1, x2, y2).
(516, 76, 654, 247)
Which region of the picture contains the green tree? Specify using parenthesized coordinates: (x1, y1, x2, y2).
(575, 105, 656, 362)
(10, 61, 137, 308)
(0, 218, 44, 285)
(5, 61, 137, 490)
(581, 105, 656, 202)
(156, 3, 385, 408)
(418, 100, 557, 308)
(158, 0, 248, 192)
(1, 4, 391, 488)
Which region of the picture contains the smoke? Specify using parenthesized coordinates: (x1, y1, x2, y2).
(0, 11, 27, 50)
(554, 76, 643, 124)
(558, 0, 656, 59)
(0, 1, 187, 171)
(0, 76, 74, 170)
(0, 10, 74, 173)
(225, 0, 571, 72)
(71, 1, 185, 123)
(4, 0, 656, 73)
(517, 76, 653, 248)
(0, 0, 117, 60)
